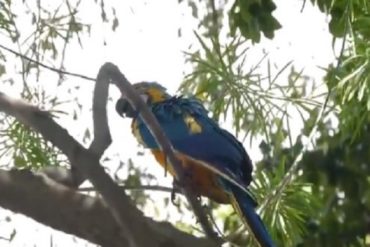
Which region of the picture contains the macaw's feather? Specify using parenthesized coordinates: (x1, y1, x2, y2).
(120, 83, 275, 247)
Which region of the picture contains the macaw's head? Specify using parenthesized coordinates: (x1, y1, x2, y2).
(115, 82, 170, 118)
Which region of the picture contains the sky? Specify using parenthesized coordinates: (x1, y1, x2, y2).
(0, 1, 337, 246)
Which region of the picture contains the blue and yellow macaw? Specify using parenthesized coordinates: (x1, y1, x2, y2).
(116, 82, 275, 247)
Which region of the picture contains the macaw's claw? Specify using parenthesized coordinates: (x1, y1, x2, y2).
(171, 179, 180, 207)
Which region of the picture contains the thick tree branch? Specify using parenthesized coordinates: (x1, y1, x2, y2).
(45, 58, 114, 187)
(0, 92, 156, 246)
(99, 62, 221, 243)
(90, 67, 112, 156)
(42, 57, 112, 187)
(0, 169, 213, 247)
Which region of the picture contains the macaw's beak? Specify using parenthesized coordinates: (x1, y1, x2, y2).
(115, 98, 136, 118)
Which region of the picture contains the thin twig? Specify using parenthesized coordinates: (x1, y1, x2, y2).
(79, 184, 179, 194)
(0, 44, 95, 81)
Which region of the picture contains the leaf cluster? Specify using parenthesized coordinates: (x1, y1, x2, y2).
(181, 33, 323, 145)
(311, 0, 370, 140)
(180, 0, 281, 43)
(298, 122, 370, 246)
(229, 0, 281, 43)
(0, 117, 65, 169)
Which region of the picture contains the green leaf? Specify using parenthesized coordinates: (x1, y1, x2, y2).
(229, 0, 281, 43)
(0, 64, 5, 76)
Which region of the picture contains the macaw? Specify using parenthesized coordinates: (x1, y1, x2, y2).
(116, 82, 275, 247)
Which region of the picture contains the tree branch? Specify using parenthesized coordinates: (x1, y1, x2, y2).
(0, 168, 214, 247)
(45, 56, 114, 187)
(42, 55, 113, 188)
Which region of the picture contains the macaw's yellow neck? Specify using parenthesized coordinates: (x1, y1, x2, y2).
(146, 87, 169, 103)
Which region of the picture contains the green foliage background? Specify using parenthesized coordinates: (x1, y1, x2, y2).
(0, 0, 369, 246)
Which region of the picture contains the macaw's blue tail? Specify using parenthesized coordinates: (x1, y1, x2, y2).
(229, 185, 275, 247)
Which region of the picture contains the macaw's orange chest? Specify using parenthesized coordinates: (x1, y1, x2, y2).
(151, 149, 230, 204)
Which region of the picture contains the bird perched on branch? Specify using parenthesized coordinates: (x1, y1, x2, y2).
(116, 82, 275, 247)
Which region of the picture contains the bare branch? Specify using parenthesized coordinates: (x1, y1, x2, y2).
(90, 63, 113, 156)
(0, 168, 214, 247)
(100, 62, 221, 244)
(55, 56, 114, 187)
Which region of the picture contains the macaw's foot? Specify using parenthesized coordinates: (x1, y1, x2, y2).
(171, 179, 181, 207)
(174, 170, 201, 191)
(171, 170, 202, 206)
(173, 170, 197, 190)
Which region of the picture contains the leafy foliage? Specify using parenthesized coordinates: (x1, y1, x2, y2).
(299, 123, 370, 246)
(118, 159, 154, 208)
(181, 32, 322, 144)
(180, 0, 281, 43)
(0, 0, 17, 40)
(0, 118, 65, 169)
(229, 0, 281, 42)
(254, 163, 318, 246)
(311, 0, 370, 38)
(312, 0, 370, 141)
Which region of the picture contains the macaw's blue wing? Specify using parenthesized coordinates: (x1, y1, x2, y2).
(170, 131, 252, 187)
(135, 96, 253, 189)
